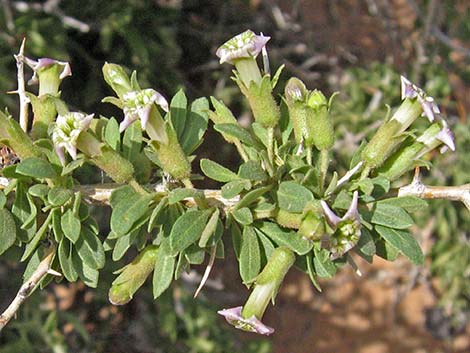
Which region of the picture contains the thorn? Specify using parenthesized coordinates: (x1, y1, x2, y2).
(194, 246, 217, 298)
(47, 269, 62, 277)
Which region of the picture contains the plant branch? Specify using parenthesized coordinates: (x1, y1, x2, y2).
(0, 247, 58, 332)
(398, 168, 470, 211)
(12, 38, 30, 132)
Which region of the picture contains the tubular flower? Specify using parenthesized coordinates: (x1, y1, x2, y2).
(24, 57, 72, 85)
(218, 247, 295, 335)
(51, 112, 93, 164)
(320, 191, 361, 259)
(121, 89, 169, 132)
(400, 76, 440, 123)
(216, 30, 270, 65)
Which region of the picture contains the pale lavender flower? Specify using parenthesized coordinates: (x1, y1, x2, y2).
(51, 112, 93, 164)
(24, 57, 71, 85)
(217, 306, 274, 336)
(121, 89, 169, 132)
(216, 30, 270, 64)
(320, 191, 361, 259)
(400, 76, 440, 122)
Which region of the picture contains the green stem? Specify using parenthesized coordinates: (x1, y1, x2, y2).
(306, 146, 313, 166)
(182, 178, 194, 189)
(360, 165, 372, 180)
(129, 179, 148, 195)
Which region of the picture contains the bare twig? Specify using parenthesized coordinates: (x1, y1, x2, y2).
(194, 246, 217, 298)
(12, 0, 90, 33)
(398, 168, 470, 211)
(0, 247, 59, 332)
(11, 38, 30, 132)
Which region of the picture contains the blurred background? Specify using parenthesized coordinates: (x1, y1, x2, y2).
(0, 0, 469, 352)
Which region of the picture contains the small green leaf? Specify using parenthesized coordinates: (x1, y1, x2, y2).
(21, 211, 53, 261)
(73, 251, 99, 288)
(58, 239, 78, 282)
(110, 185, 136, 208)
(257, 221, 312, 255)
(169, 89, 188, 139)
(48, 187, 73, 207)
(104, 117, 121, 150)
(355, 228, 375, 262)
(213, 123, 262, 148)
(13, 182, 35, 242)
(238, 160, 267, 182)
(377, 196, 428, 213)
(75, 227, 105, 270)
(239, 226, 261, 284)
(61, 158, 85, 176)
(375, 225, 424, 265)
(305, 252, 322, 291)
(0, 191, 6, 209)
(235, 185, 271, 210)
(0, 209, 17, 255)
(169, 210, 211, 255)
(185, 245, 205, 265)
(277, 181, 314, 213)
(198, 208, 220, 247)
(122, 120, 143, 162)
(221, 179, 251, 199)
(371, 204, 414, 229)
(169, 188, 204, 204)
(232, 207, 253, 225)
(153, 248, 175, 298)
(181, 97, 209, 154)
(231, 221, 242, 259)
(147, 197, 168, 232)
(28, 184, 49, 200)
(255, 229, 275, 258)
(313, 247, 337, 278)
(61, 209, 81, 243)
(16, 157, 57, 179)
(112, 229, 139, 261)
(111, 194, 152, 236)
(200, 159, 239, 183)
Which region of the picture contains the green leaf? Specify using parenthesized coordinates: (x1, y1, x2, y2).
(147, 197, 168, 232)
(235, 185, 272, 210)
(0, 209, 17, 255)
(112, 229, 138, 261)
(28, 184, 49, 201)
(58, 239, 78, 282)
(355, 228, 375, 262)
(370, 204, 414, 229)
(200, 159, 239, 182)
(122, 120, 142, 162)
(73, 251, 99, 288)
(61, 158, 85, 176)
(238, 161, 267, 181)
(221, 179, 251, 199)
(169, 188, 204, 205)
(12, 182, 35, 242)
(75, 227, 105, 270)
(21, 211, 53, 261)
(255, 229, 275, 258)
(277, 181, 314, 213)
(153, 248, 175, 299)
(214, 123, 262, 148)
(104, 117, 121, 150)
(375, 225, 424, 265)
(232, 207, 253, 225)
(181, 97, 209, 154)
(169, 210, 211, 256)
(21, 193, 37, 230)
(169, 89, 188, 139)
(47, 187, 73, 207)
(185, 245, 205, 264)
(239, 226, 261, 284)
(110, 185, 136, 208)
(16, 157, 57, 179)
(305, 252, 322, 291)
(111, 194, 152, 236)
(257, 221, 312, 255)
(198, 208, 220, 247)
(61, 209, 81, 243)
(0, 191, 6, 209)
(377, 196, 428, 213)
(231, 221, 242, 259)
(313, 247, 337, 278)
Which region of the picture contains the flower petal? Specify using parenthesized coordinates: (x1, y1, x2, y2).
(216, 30, 270, 64)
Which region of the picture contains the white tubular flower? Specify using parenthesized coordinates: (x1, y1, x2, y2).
(400, 76, 440, 123)
(121, 89, 169, 132)
(51, 112, 94, 164)
(24, 57, 72, 85)
(216, 30, 270, 64)
(320, 191, 361, 259)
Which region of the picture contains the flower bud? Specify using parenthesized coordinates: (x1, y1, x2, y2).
(218, 246, 295, 335)
(102, 63, 132, 99)
(25, 57, 71, 96)
(305, 90, 334, 150)
(109, 245, 158, 305)
(285, 78, 308, 144)
(298, 210, 325, 241)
